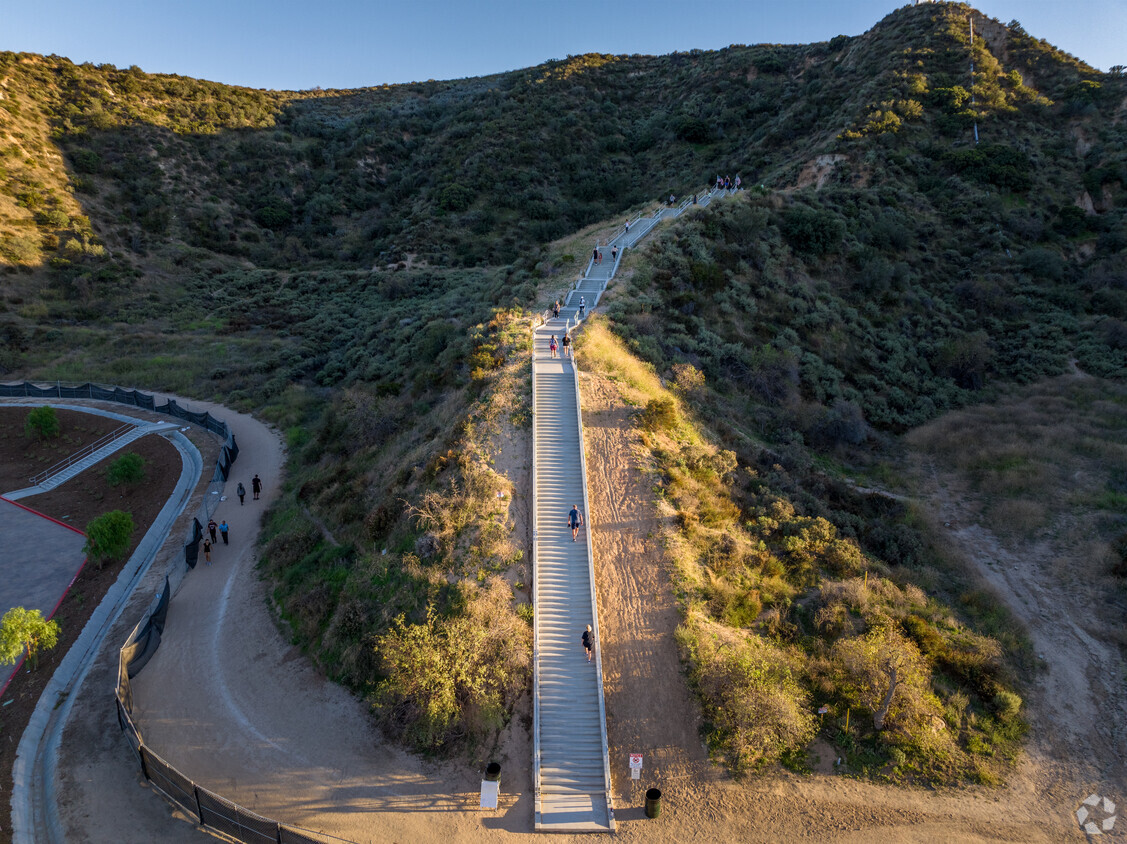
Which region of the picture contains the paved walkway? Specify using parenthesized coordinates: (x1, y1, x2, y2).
(0, 498, 86, 620)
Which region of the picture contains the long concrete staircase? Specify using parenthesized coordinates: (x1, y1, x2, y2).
(531, 186, 729, 832)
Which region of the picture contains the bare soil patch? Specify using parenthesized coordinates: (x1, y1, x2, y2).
(0, 408, 182, 844)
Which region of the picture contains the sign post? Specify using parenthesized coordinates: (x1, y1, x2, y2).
(629, 753, 643, 781)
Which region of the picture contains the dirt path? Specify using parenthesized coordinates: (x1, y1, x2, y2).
(578, 372, 1085, 843)
(46, 380, 1108, 842)
(49, 399, 540, 843)
(921, 466, 1127, 810)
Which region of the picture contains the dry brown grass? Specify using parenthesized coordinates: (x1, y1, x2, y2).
(905, 375, 1127, 537)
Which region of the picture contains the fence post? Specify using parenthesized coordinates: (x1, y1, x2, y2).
(193, 784, 205, 826)
(138, 740, 150, 781)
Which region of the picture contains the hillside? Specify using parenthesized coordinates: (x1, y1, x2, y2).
(1, 0, 1126, 784)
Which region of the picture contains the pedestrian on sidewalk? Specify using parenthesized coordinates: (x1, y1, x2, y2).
(597, 249, 603, 264)
(624, 220, 629, 234)
(562, 332, 571, 358)
(553, 299, 561, 319)
(203, 537, 212, 565)
(735, 174, 742, 190)
(568, 504, 584, 541)
(219, 520, 229, 545)
(611, 246, 618, 262)
(578, 296, 586, 319)
(582, 625, 594, 663)
(252, 474, 262, 500)
(549, 335, 558, 358)
(208, 518, 218, 543)
(592, 246, 599, 265)
(237, 481, 246, 505)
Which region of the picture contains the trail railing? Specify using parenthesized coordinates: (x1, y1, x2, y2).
(28, 422, 135, 485)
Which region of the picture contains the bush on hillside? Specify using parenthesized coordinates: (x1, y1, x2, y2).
(676, 613, 816, 773)
(370, 577, 531, 753)
(83, 510, 134, 567)
(780, 206, 845, 256)
(24, 406, 60, 440)
(107, 451, 146, 486)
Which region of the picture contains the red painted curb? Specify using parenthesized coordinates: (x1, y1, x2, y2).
(0, 495, 86, 536)
(0, 653, 27, 699)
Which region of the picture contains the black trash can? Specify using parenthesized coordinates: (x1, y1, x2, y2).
(484, 762, 501, 782)
(644, 787, 662, 819)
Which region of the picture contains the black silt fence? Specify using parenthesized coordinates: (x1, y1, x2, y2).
(141, 747, 198, 819)
(184, 518, 203, 569)
(0, 381, 235, 443)
(197, 787, 280, 844)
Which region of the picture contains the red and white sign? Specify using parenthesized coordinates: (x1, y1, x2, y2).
(629, 753, 643, 770)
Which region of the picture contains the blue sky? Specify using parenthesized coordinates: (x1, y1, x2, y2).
(5, 1, 1123, 90)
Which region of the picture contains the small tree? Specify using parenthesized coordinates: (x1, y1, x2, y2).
(24, 405, 60, 439)
(0, 607, 61, 669)
(83, 510, 134, 567)
(833, 625, 934, 733)
(107, 451, 146, 486)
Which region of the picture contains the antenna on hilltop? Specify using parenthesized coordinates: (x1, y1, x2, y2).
(969, 16, 980, 144)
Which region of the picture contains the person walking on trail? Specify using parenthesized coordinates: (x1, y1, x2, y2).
(549, 334, 558, 359)
(578, 296, 586, 319)
(582, 625, 594, 663)
(611, 245, 618, 262)
(624, 220, 629, 234)
(252, 474, 262, 500)
(203, 537, 212, 565)
(597, 249, 603, 265)
(735, 174, 742, 191)
(568, 503, 584, 541)
(219, 520, 229, 545)
(237, 481, 246, 505)
(592, 246, 599, 265)
(208, 518, 218, 543)
(553, 300, 561, 319)
(562, 332, 571, 358)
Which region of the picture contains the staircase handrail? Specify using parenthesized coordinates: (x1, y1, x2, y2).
(28, 422, 136, 486)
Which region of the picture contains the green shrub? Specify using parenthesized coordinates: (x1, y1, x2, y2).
(370, 578, 531, 753)
(83, 510, 134, 567)
(107, 451, 146, 486)
(780, 206, 844, 256)
(676, 613, 815, 773)
(24, 405, 60, 439)
(640, 397, 678, 431)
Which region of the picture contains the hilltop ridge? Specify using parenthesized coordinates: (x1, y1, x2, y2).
(1, 2, 1120, 280)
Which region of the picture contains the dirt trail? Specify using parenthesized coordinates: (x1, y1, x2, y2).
(46, 380, 1111, 842)
(52, 399, 535, 843)
(578, 372, 1086, 843)
(923, 467, 1127, 804)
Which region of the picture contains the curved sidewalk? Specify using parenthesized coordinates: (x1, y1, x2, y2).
(7, 401, 202, 844)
